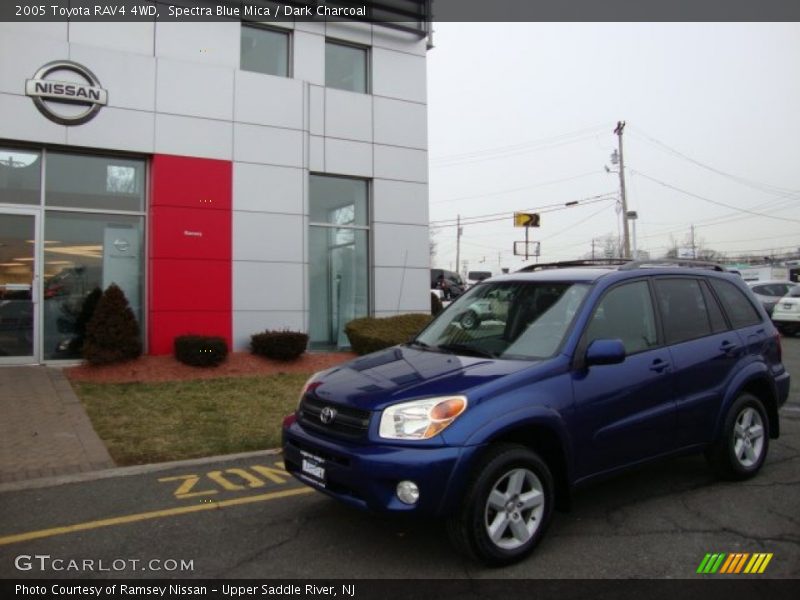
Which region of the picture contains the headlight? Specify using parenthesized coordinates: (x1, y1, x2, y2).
(297, 371, 323, 407)
(379, 396, 468, 440)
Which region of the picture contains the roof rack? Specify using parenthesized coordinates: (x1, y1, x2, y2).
(517, 258, 630, 273)
(618, 258, 727, 272)
(516, 257, 728, 273)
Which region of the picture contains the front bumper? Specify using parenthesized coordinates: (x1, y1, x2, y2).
(282, 419, 478, 517)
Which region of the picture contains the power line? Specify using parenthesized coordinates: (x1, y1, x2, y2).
(629, 126, 800, 196)
(630, 170, 800, 224)
(430, 192, 618, 227)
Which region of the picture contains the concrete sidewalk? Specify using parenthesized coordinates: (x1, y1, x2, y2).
(0, 367, 114, 484)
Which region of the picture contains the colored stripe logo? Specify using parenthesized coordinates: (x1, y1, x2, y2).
(696, 553, 773, 574)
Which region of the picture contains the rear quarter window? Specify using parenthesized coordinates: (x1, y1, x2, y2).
(709, 279, 762, 328)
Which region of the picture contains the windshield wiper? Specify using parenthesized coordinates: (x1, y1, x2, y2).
(435, 343, 496, 358)
(406, 339, 433, 350)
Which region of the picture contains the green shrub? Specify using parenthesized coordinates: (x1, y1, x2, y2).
(83, 284, 142, 365)
(251, 330, 309, 361)
(431, 292, 443, 316)
(345, 314, 433, 355)
(174, 335, 228, 367)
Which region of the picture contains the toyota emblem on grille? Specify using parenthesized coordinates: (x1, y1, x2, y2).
(320, 406, 337, 425)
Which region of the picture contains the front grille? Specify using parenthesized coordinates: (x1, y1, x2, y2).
(298, 395, 371, 440)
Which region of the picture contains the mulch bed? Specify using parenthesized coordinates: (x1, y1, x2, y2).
(64, 351, 357, 384)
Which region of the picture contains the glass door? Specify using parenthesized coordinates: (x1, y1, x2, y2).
(0, 210, 39, 363)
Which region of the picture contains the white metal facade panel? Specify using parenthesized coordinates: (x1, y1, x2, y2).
(154, 113, 233, 160)
(232, 212, 304, 263)
(154, 21, 240, 68)
(66, 107, 155, 153)
(372, 180, 429, 226)
(233, 162, 304, 214)
(0, 32, 69, 95)
(69, 44, 156, 112)
(234, 70, 304, 129)
(373, 223, 431, 268)
(374, 145, 428, 183)
(373, 267, 432, 313)
(233, 261, 305, 311)
(372, 47, 427, 104)
(68, 22, 155, 56)
(156, 58, 234, 121)
(323, 138, 373, 178)
(0, 93, 67, 145)
(233, 123, 304, 167)
(233, 311, 305, 350)
(374, 96, 428, 150)
(324, 88, 373, 143)
(293, 31, 325, 86)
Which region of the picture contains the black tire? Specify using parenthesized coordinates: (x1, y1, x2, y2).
(447, 444, 554, 566)
(706, 393, 770, 481)
(460, 310, 479, 330)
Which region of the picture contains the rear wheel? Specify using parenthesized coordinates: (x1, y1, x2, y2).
(448, 444, 554, 566)
(706, 393, 769, 480)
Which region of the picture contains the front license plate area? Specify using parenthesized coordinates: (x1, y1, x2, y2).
(300, 451, 326, 486)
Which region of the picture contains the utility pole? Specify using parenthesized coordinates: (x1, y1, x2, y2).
(455, 214, 462, 275)
(690, 224, 697, 259)
(591, 238, 596, 260)
(614, 121, 631, 258)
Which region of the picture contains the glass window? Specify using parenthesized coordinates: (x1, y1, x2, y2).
(709, 279, 762, 329)
(309, 175, 368, 225)
(42, 212, 144, 360)
(325, 40, 368, 93)
(415, 282, 588, 360)
(241, 24, 290, 77)
(45, 152, 145, 212)
(700, 281, 729, 333)
(0, 148, 41, 205)
(584, 281, 658, 355)
(309, 175, 369, 349)
(653, 279, 713, 345)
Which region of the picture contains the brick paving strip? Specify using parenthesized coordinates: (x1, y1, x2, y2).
(0, 367, 115, 484)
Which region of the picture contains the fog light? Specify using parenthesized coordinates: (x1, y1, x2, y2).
(396, 480, 420, 505)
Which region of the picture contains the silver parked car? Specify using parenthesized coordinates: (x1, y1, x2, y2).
(747, 280, 796, 316)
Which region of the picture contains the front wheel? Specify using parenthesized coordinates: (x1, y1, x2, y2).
(460, 310, 479, 330)
(447, 445, 554, 566)
(706, 393, 769, 480)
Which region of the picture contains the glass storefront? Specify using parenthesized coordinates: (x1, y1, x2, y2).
(0, 146, 146, 362)
(309, 175, 369, 348)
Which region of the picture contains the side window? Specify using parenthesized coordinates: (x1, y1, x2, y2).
(700, 281, 729, 333)
(241, 25, 290, 77)
(653, 279, 712, 344)
(584, 281, 658, 355)
(709, 279, 762, 328)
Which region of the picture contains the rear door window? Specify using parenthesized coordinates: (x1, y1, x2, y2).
(709, 279, 762, 328)
(653, 278, 712, 345)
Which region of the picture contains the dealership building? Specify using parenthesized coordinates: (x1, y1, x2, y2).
(0, 8, 431, 363)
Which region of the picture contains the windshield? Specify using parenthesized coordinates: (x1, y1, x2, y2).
(414, 281, 589, 360)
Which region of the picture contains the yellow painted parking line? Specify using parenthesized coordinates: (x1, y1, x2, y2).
(0, 487, 314, 547)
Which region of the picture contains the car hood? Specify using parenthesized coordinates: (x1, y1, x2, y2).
(309, 345, 538, 411)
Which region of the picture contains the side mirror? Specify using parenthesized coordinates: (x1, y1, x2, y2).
(585, 339, 626, 366)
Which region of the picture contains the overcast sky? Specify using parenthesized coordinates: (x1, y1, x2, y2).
(426, 22, 800, 274)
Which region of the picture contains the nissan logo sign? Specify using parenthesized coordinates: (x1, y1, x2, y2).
(320, 407, 337, 425)
(25, 60, 108, 126)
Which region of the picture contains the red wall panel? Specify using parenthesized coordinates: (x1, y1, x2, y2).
(150, 206, 231, 260)
(149, 154, 232, 355)
(151, 154, 232, 210)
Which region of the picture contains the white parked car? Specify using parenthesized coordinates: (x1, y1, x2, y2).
(747, 280, 795, 316)
(771, 284, 800, 336)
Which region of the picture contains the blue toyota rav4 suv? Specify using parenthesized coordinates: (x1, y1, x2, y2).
(282, 260, 790, 565)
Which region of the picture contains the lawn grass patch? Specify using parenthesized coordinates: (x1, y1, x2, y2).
(74, 373, 308, 466)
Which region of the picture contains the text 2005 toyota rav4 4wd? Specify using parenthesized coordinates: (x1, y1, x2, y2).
(282, 260, 790, 566)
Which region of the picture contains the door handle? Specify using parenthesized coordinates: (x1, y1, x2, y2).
(650, 359, 670, 373)
(719, 340, 739, 355)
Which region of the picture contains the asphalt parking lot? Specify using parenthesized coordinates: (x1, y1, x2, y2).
(0, 337, 798, 579)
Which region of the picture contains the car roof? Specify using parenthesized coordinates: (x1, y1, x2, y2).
(747, 279, 794, 286)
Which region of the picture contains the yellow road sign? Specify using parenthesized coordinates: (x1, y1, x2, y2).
(514, 212, 540, 227)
